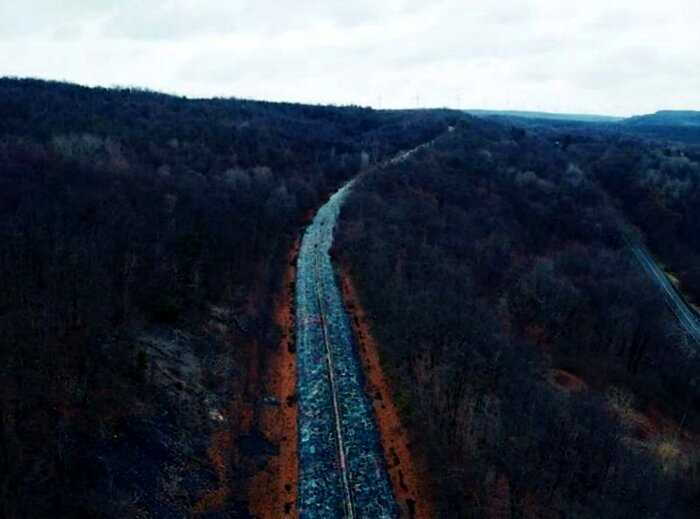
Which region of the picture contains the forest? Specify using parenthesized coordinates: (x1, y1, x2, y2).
(0, 78, 456, 517)
(2, 78, 700, 518)
(336, 118, 700, 517)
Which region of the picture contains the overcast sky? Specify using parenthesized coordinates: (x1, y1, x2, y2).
(1, 1, 698, 116)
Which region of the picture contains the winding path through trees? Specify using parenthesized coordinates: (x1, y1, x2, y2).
(295, 179, 396, 517)
(295, 133, 448, 518)
(630, 242, 700, 345)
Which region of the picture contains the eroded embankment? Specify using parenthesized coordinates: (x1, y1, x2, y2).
(248, 240, 300, 518)
(340, 271, 435, 519)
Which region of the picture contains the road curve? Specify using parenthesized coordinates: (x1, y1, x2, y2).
(295, 132, 450, 517)
(295, 179, 396, 518)
(630, 243, 700, 344)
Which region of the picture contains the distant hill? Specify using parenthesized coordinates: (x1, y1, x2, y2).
(467, 108, 700, 144)
(465, 109, 623, 123)
(624, 110, 700, 127)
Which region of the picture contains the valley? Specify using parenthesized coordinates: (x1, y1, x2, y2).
(2, 78, 700, 518)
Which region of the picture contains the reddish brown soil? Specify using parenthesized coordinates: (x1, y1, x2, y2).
(549, 369, 587, 393)
(248, 240, 300, 518)
(341, 271, 435, 519)
(193, 428, 234, 514)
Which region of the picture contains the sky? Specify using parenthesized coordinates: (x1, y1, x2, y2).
(1, 1, 698, 116)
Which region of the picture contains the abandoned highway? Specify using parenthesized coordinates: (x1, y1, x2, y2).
(295, 179, 396, 518)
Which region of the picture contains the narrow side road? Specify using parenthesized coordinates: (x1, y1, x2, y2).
(630, 243, 700, 345)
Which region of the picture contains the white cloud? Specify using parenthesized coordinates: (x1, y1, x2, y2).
(0, 0, 698, 115)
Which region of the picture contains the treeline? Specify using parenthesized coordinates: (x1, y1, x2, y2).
(0, 78, 458, 517)
(563, 134, 700, 302)
(336, 120, 700, 517)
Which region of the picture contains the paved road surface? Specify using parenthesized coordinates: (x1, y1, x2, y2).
(295, 133, 450, 517)
(630, 243, 700, 344)
(295, 179, 396, 518)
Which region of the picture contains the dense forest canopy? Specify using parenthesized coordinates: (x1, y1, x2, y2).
(337, 119, 700, 517)
(0, 78, 458, 517)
